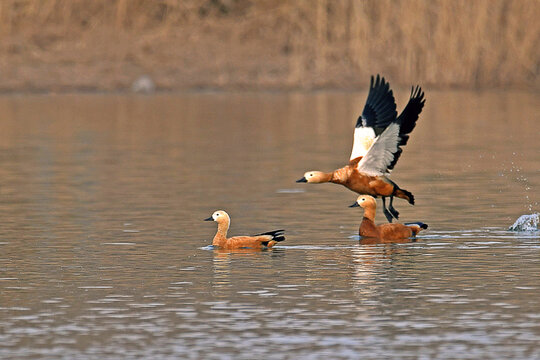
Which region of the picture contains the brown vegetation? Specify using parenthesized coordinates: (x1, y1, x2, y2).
(0, 0, 538, 92)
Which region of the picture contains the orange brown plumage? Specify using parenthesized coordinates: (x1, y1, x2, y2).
(204, 210, 285, 250)
(297, 75, 424, 222)
(350, 195, 427, 240)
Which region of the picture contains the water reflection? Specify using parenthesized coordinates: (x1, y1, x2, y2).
(212, 251, 233, 291)
(358, 237, 419, 245)
(0, 91, 538, 358)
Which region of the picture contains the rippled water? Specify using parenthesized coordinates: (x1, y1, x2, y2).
(0, 91, 539, 359)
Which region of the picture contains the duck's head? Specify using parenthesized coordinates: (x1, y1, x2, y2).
(204, 210, 230, 224)
(296, 171, 326, 183)
(349, 195, 376, 209)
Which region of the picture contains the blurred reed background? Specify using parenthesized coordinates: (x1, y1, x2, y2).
(0, 0, 537, 92)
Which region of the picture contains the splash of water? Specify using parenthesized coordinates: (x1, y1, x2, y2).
(500, 155, 538, 212)
(508, 214, 539, 232)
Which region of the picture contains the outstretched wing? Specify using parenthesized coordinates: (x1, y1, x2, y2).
(358, 75, 398, 131)
(387, 85, 426, 171)
(356, 123, 400, 176)
(350, 75, 397, 161)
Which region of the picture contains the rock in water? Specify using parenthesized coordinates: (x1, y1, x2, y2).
(508, 214, 539, 231)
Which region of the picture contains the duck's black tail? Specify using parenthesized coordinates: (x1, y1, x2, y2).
(405, 222, 428, 229)
(395, 188, 415, 205)
(256, 229, 285, 246)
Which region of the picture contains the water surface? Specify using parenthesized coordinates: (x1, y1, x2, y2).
(0, 91, 539, 359)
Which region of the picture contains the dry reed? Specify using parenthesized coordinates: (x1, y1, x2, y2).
(0, 0, 537, 91)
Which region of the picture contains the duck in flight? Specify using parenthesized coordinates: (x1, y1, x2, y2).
(349, 195, 428, 240)
(296, 75, 425, 222)
(204, 210, 285, 250)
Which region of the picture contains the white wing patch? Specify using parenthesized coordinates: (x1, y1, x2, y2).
(350, 127, 376, 161)
(356, 123, 400, 176)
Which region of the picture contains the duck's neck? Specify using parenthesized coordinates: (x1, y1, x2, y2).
(330, 166, 351, 184)
(314, 171, 334, 183)
(362, 206, 376, 222)
(212, 221, 229, 246)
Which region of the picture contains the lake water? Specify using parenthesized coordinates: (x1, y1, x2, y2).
(0, 90, 539, 359)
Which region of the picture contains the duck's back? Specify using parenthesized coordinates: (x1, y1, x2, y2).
(223, 236, 267, 249)
(378, 223, 415, 239)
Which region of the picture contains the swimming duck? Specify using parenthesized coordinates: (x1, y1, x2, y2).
(350, 195, 427, 240)
(297, 75, 425, 222)
(204, 210, 285, 249)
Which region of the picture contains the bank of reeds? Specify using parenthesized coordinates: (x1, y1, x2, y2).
(0, 0, 537, 91)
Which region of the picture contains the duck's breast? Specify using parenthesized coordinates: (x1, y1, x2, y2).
(359, 218, 379, 237)
(346, 170, 377, 194)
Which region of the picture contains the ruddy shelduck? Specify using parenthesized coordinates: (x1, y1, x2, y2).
(350, 195, 428, 240)
(297, 75, 425, 222)
(204, 210, 285, 250)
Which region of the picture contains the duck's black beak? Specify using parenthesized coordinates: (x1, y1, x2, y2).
(296, 176, 307, 183)
(349, 202, 360, 208)
(204, 216, 213, 221)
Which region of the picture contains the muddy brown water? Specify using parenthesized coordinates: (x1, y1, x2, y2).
(0, 91, 539, 359)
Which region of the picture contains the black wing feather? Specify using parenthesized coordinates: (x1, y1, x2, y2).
(387, 85, 426, 171)
(356, 75, 397, 135)
(255, 229, 285, 243)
